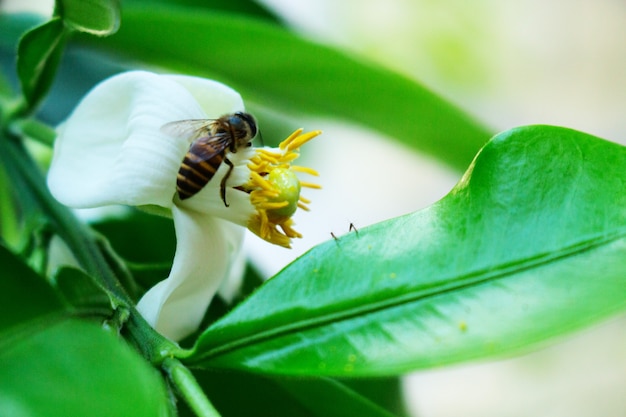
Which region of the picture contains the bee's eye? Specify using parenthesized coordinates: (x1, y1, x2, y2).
(248, 122, 258, 137)
(227, 116, 241, 127)
(239, 113, 257, 137)
(231, 113, 257, 138)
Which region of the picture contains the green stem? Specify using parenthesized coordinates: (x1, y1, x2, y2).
(0, 132, 180, 363)
(2, 136, 126, 303)
(163, 357, 222, 417)
(9, 117, 57, 146)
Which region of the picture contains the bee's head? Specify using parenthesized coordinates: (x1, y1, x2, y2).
(231, 112, 257, 144)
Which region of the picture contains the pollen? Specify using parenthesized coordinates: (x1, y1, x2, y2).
(244, 128, 322, 248)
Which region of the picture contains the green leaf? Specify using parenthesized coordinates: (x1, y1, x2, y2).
(0, 243, 64, 335)
(53, 267, 112, 313)
(0, 14, 126, 125)
(179, 370, 398, 417)
(341, 378, 408, 417)
(183, 125, 626, 376)
(8, 117, 57, 146)
(57, 0, 120, 36)
(77, 7, 491, 169)
(90, 210, 175, 292)
(123, 0, 281, 24)
(275, 378, 399, 417)
(0, 319, 170, 417)
(17, 18, 67, 111)
(177, 370, 308, 417)
(91, 209, 175, 266)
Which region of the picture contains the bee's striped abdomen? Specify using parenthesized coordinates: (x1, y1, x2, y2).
(176, 150, 225, 200)
(168, 112, 257, 206)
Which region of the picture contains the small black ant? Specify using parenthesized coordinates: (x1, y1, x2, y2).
(331, 222, 359, 241)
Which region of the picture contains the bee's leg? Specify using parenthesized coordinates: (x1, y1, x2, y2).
(221, 157, 235, 207)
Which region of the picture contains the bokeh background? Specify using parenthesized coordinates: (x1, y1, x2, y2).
(4, 0, 626, 415)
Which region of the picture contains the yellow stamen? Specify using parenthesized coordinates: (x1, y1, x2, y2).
(257, 201, 289, 210)
(290, 166, 320, 176)
(279, 128, 304, 151)
(254, 149, 281, 163)
(281, 129, 322, 152)
(300, 181, 322, 189)
(280, 221, 302, 238)
(280, 153, 299, 163)
(249, 171, 275, 192)
(243, 129, 322, 248)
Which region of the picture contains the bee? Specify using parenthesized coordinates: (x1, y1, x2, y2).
(162, 112, 258, 206)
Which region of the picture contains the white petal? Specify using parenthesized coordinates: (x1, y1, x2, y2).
(165, 74, 246, 117)
(217, 232, 247, 303)
(47, 71, 244, 210)
(136, 205, 245, 341)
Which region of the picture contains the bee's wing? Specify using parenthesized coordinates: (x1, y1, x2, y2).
(161, 119, 216, 141)
(190, 135, 232, 160)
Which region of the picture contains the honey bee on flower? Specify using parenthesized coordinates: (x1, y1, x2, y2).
(47, 71, 321, 341)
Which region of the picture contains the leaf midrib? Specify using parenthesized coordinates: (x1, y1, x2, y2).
(189, 228, 626, 363)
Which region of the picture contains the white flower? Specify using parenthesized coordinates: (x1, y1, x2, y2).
(47, 71, 320, 341)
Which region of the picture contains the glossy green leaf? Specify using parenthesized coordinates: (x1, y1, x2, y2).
(183, 125, 626, 376)
(0, 14, 126, 125)
(77, 7, 491, 169)
(0, 319, 170, 417)
(17, 18, 67, 111)
(57, 0, 120, 35)
(0, 244, 64, 335)
(53, 267, 112, 313)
